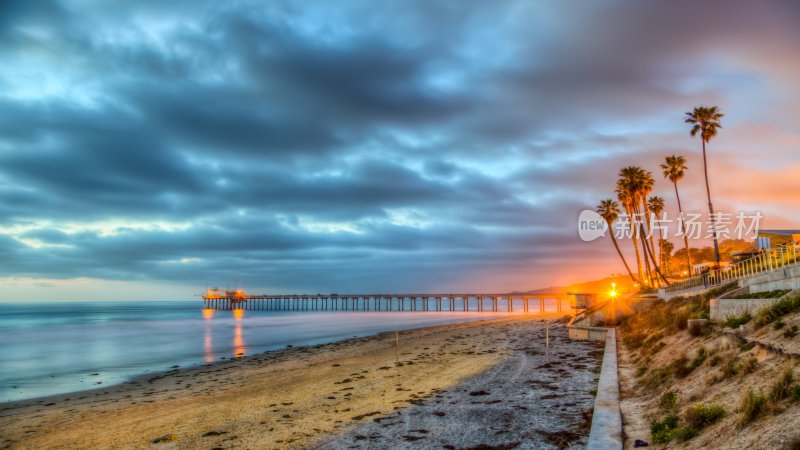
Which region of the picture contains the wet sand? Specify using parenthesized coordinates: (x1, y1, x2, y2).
(318, 320, 602, 449)
(0, 316, 601, 449)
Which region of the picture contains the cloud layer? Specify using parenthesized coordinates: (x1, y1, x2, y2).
(1, 0, 799, 299)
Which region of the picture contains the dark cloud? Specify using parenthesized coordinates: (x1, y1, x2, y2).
(0, 0, 798, 296)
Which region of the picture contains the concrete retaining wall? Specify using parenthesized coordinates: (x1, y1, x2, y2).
(568, 326, 608, 342)
(742, 265, 800, 293)
(710, 297, 781, 322)
(567, 315, 609, 342)
(587, 328, 623, 450)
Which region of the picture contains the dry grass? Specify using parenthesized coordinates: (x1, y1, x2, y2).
(620, 287, 800, 448)
(738, 389, 766, 427)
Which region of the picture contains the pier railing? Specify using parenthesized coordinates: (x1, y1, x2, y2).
(202, 292, 574, 313)
(662, 243, 799, 296)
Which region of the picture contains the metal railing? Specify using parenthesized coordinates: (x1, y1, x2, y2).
(663, 242, 799, 294)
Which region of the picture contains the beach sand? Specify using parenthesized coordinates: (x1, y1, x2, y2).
(0, 316, 602, 449)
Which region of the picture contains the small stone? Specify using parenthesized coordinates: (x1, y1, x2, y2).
(151, 434, 180, 444)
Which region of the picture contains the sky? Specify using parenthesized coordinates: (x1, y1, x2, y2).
(1, 0, 799, 301)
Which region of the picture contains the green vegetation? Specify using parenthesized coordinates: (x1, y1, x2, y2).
(788, 435, 800, 450)
(688, 319, 709, 337)
(768, 367, 794, 404)
(787, 325, 800, 339)
(596, 199, 639, 285)
(791, 385, 800, 401)
(738, 341, 756, 352)
(738, 389, 766, 427)
(659, 391, 678, 412)
(650, 414, 697, 444)
(753, 291, 800, 328)
(729, 289, 789, 300)
(621, 283, 741, 389)
(722, 357, 741, 378)
(684, 403, 726, 429)
(670, 426, 698, 442)
(740, 356, 758, 374)
(722, 312, 751, 328)
(685, 105, 724, 264)
(690, 347, 708, 368)
(660, 155, 691, 274)
(717, 354, 757, 380)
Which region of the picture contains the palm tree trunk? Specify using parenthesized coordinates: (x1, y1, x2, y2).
(640, 221, 671, 286)
(626, 206, 644, 284)
(642, 201, 659, 270)
(608, 223, 639, 284)
(673, 181, 693, 275)
(633, 203, 654, 287)
(702, 139, 721, 264)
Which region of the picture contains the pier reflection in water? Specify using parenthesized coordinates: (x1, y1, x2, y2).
(203, 308, 247, 362)
(203, 309, 215, 363)
(233, 309, 245, 358)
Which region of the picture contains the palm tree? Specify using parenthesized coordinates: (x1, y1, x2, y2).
(616, 176, 645, 285)
(617, 166, 670, 287)
(660, 155, 692, 275)
(647, 195, 665, 268)
(685, 106, 724, 264)
(596, 199, 639, 283)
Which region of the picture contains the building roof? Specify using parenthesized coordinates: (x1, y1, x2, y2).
(757, 230, 800, 237)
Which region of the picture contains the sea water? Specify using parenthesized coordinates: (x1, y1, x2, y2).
(0, 301, 517, 402)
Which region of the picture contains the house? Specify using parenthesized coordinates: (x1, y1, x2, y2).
(756, 230, 800, 249)
(730, 250, 759, 264)
(692, 261, 729, 275)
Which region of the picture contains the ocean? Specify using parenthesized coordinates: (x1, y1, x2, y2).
(0, 301, 517, 402)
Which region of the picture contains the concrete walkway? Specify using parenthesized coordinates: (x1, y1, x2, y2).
(587, 327, 623, 450)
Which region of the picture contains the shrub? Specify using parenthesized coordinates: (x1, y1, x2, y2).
(738, 389, 766, 427)
(723, 312, 752, 328)
(650, 414, 679, 443)
(684, 403, 726, 429)
(659, 391, 678, 412)
(792, 385, 800, 401)
(774, 318, 785, 330)
(769, 367, 794, 404)
(688, 320, 708, 337)
(739, 341, 756, 352)
(671, 354, 695, 378)
(787, 434, 800, 450)
(741, 356, 758, 375)
(650, 414, 697, 443)
(721, 358, 740, 378)
(753, 291, 800, 328)
(785, 325, 799, 339)
(670, 426, 698, 442)
(708, 354, 723, 367)
(674, 310, 690, 331)
(691, 348, 708, 368)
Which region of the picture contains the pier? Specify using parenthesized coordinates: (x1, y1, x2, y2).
(202, 289, 573, 313)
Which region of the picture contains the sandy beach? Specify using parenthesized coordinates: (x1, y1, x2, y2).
(0, 316, 602, 449)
